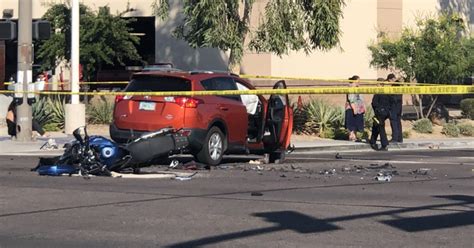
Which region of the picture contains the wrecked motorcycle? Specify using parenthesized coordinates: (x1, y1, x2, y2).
(34, 126, 188, 177)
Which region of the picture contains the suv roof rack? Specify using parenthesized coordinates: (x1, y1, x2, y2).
(189, 70, 239, 77)
(142, 63, 183, 72)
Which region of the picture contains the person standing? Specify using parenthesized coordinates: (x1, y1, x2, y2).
(344, 75, 366, 141)
(388, 75, 403, 143)
(369, 79, 391, 151)
(5, 100, 47, 138)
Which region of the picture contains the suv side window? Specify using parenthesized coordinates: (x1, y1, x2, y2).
(201, 77, 240, 101)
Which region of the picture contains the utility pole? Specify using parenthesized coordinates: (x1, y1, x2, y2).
(71, 0, 80, 105)
(16, 0, 33, 142)
(65, 0, 85, 134)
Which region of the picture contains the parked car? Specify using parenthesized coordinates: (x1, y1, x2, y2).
(110, 70, 293, 165)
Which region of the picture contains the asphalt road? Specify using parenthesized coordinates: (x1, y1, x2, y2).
(0, 149, 473, 247)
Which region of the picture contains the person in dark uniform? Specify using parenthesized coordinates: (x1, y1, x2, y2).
(369, 79, 391, 151)
(388, 75, 403, 143)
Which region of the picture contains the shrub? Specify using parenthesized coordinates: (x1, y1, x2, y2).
(364, 107, 375, 128)
(301, 99, 344, 134)
(292, 105, 308, 134)
(412, 118, 433, 133)
(43, 123, 61, 132)
(402, 130, 411, 139)
(87, 99, 114, 124)
(46, 95, 66, 129)
(457, 123, 474, 136)
(356, 130, 369, 141)
(32, 97, 52, 126)
(31, 95, 65, 131)
(460, 98, 474, 120)
(319, 127, 335, 139)
(442, 122, 460, 137)
(334, 128, 349, 140)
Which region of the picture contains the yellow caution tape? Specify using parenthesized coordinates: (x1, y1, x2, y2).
(2, 81, 129, 85)
(2, 74, 440, 86)
(238, 74, 438, 86)
(1, 85, 473, 96)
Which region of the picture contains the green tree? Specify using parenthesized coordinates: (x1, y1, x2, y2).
(37, 3, 141, 81)
(369, 13, 473, 118)
(153, 0, 345, 70)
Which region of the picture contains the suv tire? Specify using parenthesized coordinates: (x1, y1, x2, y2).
(196, 127, 225, 165)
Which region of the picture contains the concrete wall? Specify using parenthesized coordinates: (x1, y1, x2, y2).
(265, 0, 379, 80)
(402, 0, 439, 27)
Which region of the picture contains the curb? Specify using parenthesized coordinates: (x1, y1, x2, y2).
(293, 141, 474, 153)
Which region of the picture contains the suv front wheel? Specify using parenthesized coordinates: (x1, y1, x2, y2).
(196, 127, 225, 165)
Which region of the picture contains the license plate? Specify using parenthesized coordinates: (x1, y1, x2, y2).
(139, 101, 156, 111)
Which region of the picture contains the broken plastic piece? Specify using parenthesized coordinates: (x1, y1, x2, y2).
(374, 173, 392, 182)
(169, 160, 180, 168)
(40, 138, 58, 150)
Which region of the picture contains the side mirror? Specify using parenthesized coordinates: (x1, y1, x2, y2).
(72, 126, 88, 145)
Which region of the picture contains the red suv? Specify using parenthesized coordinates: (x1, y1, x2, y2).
(110, 70, 293, 165)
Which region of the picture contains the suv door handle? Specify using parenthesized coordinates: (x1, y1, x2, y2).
(219, 106, 229, 111)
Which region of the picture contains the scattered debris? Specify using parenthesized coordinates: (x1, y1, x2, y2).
(173, 172, 198, 181)
(108, 171, 180, 179)
(335, 153, 343, 159)
(40, 139, 58, 150)
(280, 174, 287, 178)
(174, 176, 192, 181)
(375, 173, 392, 182)
(251, 192, 263, 196)
(410, 168, 431, 175)
(319, 168, 336, 175)
(249, 160, 262, 165)
(369, 163, 395, 169)
(341, 167, 351, 172)
(217, 165, 232, 170)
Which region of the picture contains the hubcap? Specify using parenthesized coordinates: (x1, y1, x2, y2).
(208, 132, 222, 161)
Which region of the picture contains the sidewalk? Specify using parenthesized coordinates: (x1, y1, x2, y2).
(293, 137, 474, 152)
(0, 128, 473, 157)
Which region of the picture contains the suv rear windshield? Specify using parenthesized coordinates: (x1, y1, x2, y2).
(126, 75, 191, 92)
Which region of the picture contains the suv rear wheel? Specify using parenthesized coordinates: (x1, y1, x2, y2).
(196, 127, 225, 165)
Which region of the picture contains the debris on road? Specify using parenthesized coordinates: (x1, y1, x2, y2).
(249, 160, 262, 165)
(374, 173, 392, 182)
(251, 192, 263, 196)
(173, 172, 198, 181)
(335, 153, 343, 159)
(368, 163, 395, 169)
(410, 168, 431, 175)
(319, 168, 336, 175)
(40, 139, 59, 150)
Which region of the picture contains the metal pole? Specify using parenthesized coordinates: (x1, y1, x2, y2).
(71, 0, 80, 104)
(65, 0, 85, 134)
(16, 0, 33, 141)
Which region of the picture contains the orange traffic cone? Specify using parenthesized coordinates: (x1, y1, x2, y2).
(297, 96, 303, 110)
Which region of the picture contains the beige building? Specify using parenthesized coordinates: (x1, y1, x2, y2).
(2, 0, 472, 80)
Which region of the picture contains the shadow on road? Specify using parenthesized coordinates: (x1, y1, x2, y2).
(167, 195, 473, 247)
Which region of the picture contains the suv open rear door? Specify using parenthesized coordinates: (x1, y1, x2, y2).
(263, 80, 293, 163)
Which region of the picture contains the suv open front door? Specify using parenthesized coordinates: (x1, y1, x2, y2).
(264, 80, 294, 163)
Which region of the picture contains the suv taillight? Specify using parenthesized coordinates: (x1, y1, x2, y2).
(174, 97, 202, 108)
(115, 95, 124, 103)
(115, 95, 131, 104)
